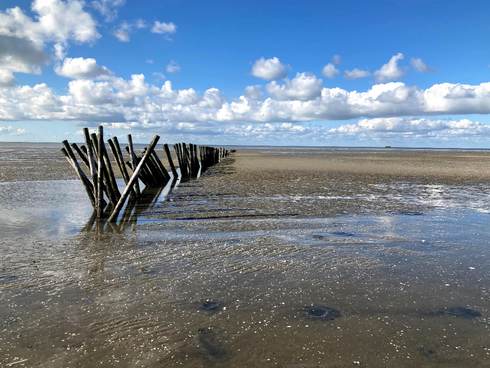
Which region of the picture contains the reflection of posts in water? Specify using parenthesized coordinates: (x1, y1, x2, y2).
(62, 125, 231, 230)
(82, 184, 167, 233)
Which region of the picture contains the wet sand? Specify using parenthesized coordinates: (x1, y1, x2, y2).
(1, 144, 490, 367)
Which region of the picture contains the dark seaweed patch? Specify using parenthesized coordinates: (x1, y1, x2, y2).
(434, 307, 481, 319)
(199, 299, 223, 312)
(303, 305, 341, 321)
(429, 306, 482, 319)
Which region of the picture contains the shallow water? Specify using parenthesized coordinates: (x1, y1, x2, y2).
(1, 147, 490, 367)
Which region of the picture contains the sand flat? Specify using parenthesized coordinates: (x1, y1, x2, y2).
(1, 144, 490, 368)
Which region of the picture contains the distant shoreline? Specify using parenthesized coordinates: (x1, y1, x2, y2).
(1, 141, 490, 152)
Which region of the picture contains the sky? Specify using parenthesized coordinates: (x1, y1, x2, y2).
(1, 0, 490, 147)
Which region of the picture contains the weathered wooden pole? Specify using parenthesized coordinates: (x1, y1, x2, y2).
(108, 135, 160, 222)
(174, 143, 186, 179)
(100, 140, 120, 201)
(164, 143, 178, 179)
(83, 128, 98, 199)
(96, 126, 104, 218)
(61, 142, 95, 207)
(71, 143, 90, 168)
(92, 132, 117, 205)
(150, 150, 171, 183)
(108, 137, 137, 199)
(127, 134, 142, 193)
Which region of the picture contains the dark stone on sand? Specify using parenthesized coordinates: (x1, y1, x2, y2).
(435, 306, 482, 319)
(140, 266, 157, 275)
(303, 305, 341, 320)
(197, 327, 228, 360)
(330, 231, 355, 237)
(419, 346, 437, 359)
(199, 299, 223, 312)
(397, 210, 424, 216)
(312, 231, 355, 240)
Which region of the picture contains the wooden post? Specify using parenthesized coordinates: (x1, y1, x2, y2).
(101, 141, 120, 200)
(164, 143, 178, 179)
(96, 126, 104, 218)
(61, 142, 95, 207)
(108, 138, 137, 199)
(83, 128, 98, 210)
(125, 152, 153, 187)
(71, 143, 90, 168)
(174, 143, 186, 179)
(108, 135, 160, 222)
(127, 134, 143, 193)
(115, 136, 140, 196)
(182, 143, 192, 179)
(151, 150, 171, 182)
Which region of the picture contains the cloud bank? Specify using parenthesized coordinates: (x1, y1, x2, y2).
(1, 72, 490, 128)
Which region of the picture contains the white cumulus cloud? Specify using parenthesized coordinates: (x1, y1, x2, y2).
(251, 57, 287, 80)
(0, 0, 99, 84)
(0, 70, 15, 87)
(55, 57, 112, 79)
(1, 71, 490, 134)
(411, 57, 430, 72)
(113, 19, 146, 42)
(328, 117, 490, 139)
(91, 0, 125, 21)
(375, 53, 405, 82)
(344, 68, 370, 79)
(32, 0, 100, 43)
(266, 73, 323, 101)
(151, 21, 177, 34)
(322, 63, 339, 78)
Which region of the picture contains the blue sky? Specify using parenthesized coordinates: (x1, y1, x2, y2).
(1, 0, 490, 146)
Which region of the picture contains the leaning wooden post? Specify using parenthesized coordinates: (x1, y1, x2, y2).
(108, 135, 160, 222)
(108, 138, 136, 199)
(96, 126, 104, 219)
(92, 132, 117, 204)
(164, 143, 178, 179)
(174, 143, 186, 179)
(83, 128, 98, 202)
(101, 142, 120, 199)
(61, 142, 95, 207)
(115, 136, 140, 196)
(71, 143, 90, 168)
(150, 150, 171, 182)
(127, 134, 142, 194)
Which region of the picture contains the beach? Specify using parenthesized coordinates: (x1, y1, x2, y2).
(1, 143, 490, 367)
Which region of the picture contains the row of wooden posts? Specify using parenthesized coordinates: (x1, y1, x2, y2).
(61, 126, 230, 222)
